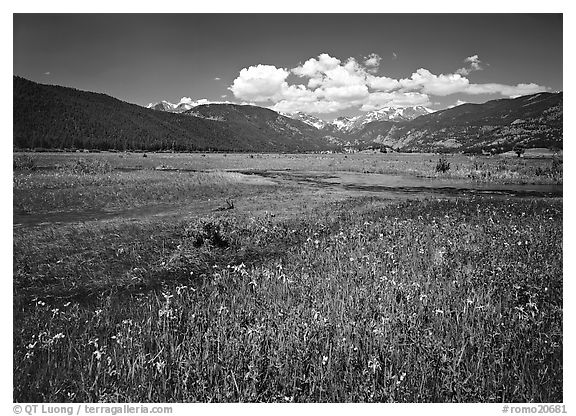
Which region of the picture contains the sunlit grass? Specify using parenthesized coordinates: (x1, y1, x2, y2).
(14, 169, 276, 214)
(14, 197, 562, 402)
(15, 151, 563, 185)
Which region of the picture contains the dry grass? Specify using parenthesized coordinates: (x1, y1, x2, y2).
(14, 151, 563, 185)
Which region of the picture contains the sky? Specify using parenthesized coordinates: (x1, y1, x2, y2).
(13, 14, 563, 119)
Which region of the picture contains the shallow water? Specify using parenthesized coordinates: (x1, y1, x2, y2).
(13, 170, 562, 228)
(253, 170, 563, 198)
(13, 201, 216, 228)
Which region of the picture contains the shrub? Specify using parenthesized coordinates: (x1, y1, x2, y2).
(435, 157, 451, 173)
(187, 218, 231, 248)
(513, 145, 526, 157)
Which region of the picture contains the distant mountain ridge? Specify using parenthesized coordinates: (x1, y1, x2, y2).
(150, 100, 433, 131)
(375, 92, 563, 153)
(13, 76, 339, 152)
(14, 76, 562, 153)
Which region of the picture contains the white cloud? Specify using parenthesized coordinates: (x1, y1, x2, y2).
(228, 52, 549, 114)
(214, 77, 221, 81)
(456, 54, 484, 76)
(292, 53, 341, 78)
(229, 64, 290, 101)
(399, 69, 470, 96)
(178, 97, 212, 106)
(363, 53, 382, 73)
(322, 84, 370, 101)
(361, 92, 431, 111)
(367, 74, 400, 91)
(364, 53, 381, 67)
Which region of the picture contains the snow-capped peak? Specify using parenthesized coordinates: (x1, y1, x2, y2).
(146, 98, 223, 113)
(283, 111, 329, 129)
(279, 105, 435, 133)
(361, 106, 434, 123)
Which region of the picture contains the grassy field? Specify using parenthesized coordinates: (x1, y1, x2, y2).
(15, 150, 563, 184)
(13, 152, 563, 403)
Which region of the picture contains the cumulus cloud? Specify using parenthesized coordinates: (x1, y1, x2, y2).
(456, 55, 484, 76)
(399, 69, 470, 96)
(364, 53, 381, 67)
(214, 77, 221, 81)
(228, 52, 549, 114)
(367, 75, 400, 91)
(363, 53, 382, 73)
(229, 64, 290, 101)
(292, 53, 341, 79)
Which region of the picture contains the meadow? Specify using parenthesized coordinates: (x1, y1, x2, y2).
(13, 152, 563, 402)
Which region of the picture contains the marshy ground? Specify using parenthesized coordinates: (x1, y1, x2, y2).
(13, 151, 562, 402)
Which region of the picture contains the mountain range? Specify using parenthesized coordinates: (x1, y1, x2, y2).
(150, 98, 434, 132)
(14, 76, 562, 154)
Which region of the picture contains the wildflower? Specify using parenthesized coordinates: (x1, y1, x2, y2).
(155, 360, 166, 372)
(322, 355, 329, 366)
(175, 285, 188, 295)
(397, 372, 407, 385)
(368, 357, 381, 373)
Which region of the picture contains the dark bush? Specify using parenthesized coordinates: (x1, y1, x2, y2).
(189, 220, 230, 248)
(435, 157, 451, 173)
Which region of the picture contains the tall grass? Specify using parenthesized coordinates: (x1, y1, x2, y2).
(14, 170, 276, 214)
(14, 197, 562, 402)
